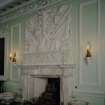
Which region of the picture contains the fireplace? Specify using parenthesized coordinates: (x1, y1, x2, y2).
(20, 64, 75, 105)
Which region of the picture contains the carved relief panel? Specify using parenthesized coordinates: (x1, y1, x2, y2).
(24, 1, 73, 64)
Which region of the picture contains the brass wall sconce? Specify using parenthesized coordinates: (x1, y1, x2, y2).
(85, 42, 92, 58)
(9, 51, 16, 63)
(84, 42, 92, 64)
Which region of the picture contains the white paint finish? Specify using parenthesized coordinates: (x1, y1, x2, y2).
(10, 23, 22, 82)
(71, 0, 80, 88)
(22, 75, 33, 99)
(25, 3, 72, 53)
(21, 1, 77, 104)
(74, 91, 105, 105)
(24, 2, 74, 65)
(24, 52, 64, 65)
(62, 76, 73, 103)
(75, 0, 105, 105)
(100, 0, 105, 90)
(0, 0, 104, 105)
(79, 0, 101, 89)
(20, 64, 74, 77)
(0, 0, 72, 23)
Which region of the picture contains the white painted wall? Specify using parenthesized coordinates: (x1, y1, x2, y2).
(0, 0, 104, 105)
(74, 0, 105, 105)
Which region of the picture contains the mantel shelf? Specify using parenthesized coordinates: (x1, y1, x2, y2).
(15, 64, 74, 77)
(14, 64, 76, 70)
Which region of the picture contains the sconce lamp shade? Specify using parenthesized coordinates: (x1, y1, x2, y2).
(85, 49, 92, 58)
(9, 51, 16, 63)
(85, 42, 92, 58)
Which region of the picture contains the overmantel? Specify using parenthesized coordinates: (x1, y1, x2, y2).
(16, 64, 75, 77)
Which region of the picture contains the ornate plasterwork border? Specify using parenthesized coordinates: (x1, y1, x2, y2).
(0, 0, 72, 23)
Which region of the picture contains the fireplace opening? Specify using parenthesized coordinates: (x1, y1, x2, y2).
(35, 78, 60, 105)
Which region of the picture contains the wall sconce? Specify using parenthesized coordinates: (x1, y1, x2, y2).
(85, 42, 92, 59)
(9, 51, 16, 63)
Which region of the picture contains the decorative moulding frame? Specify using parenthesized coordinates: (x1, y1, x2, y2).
(79, 0, 103, 90)
(0, 0, 73, 23)
(9, 23, 22, 82)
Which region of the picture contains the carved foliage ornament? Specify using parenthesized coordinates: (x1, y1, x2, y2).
(25, 3, 72, 53)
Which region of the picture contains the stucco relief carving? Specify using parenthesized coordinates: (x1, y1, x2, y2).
(25, 3, 72, 53)
(0, 0, 70, 23)
(24, 3, 73, 64)
(24, 51, 64, 65)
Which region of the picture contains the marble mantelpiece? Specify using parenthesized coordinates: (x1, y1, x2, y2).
(17, 64, 75, 105)
(17, 64, 75, 77)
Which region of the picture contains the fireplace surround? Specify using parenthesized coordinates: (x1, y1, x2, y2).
(18, 64, 75, 105)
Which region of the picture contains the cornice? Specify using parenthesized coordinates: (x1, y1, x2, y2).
(0, 0, 72, 23)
